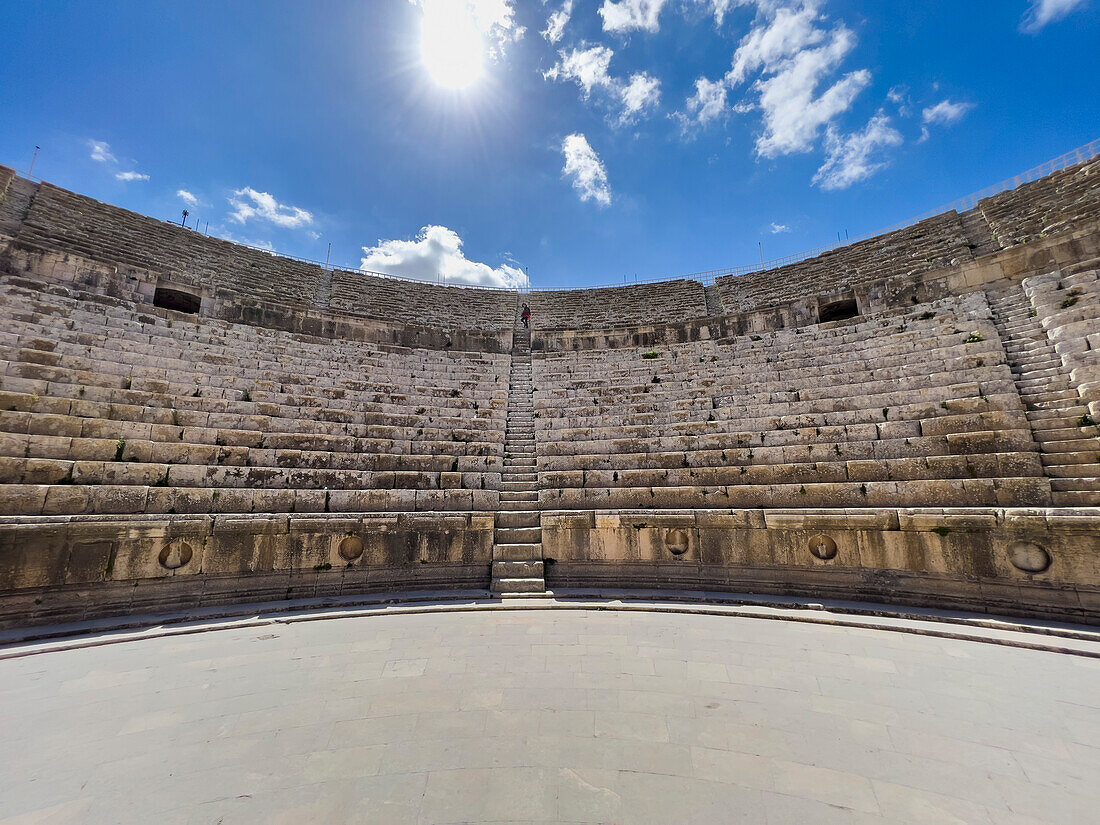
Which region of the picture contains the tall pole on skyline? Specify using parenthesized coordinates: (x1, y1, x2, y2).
(28, 146, 39, 176)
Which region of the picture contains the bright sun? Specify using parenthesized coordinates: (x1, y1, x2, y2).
(420, 1, 484, 90)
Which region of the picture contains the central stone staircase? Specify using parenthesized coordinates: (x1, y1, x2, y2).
(491, 307, 546, 595)
(989, 284, 1100, 506)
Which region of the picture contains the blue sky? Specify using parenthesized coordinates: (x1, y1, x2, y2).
(1, 0, 1097, 289)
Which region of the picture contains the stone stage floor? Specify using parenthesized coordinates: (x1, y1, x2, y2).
(1, 597, 1098, 824)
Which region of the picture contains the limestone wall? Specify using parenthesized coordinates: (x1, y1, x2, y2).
(0, 512, 494, 627)
(540, 507, 1100, 622)
(1, 156, 1097, 333)
(329, 270, 516, 331)
(0, 167, 518, 332)
(714, 212, 976, 313)
(527, 280, 709, 331)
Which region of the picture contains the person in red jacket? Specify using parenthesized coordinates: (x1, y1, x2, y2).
(521, 302, 531, 329)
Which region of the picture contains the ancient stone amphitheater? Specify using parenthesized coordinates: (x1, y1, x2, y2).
(1, 157, 1099, 823)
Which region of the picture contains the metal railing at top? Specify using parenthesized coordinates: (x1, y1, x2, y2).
(10, 137, 1099, 294)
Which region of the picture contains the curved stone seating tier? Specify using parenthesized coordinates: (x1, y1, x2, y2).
(1, 176, 518, 330)
(532, 293, 1048, 508)
(2, 160, 1100, 627)
(714, 212, 975, 312)
(1, 159, 1097, 328)
(979, 158, 1100, 248)
(526, 280, 708, 331)
(14, 184, 324, 304)
(328, 272, 516, 331)
(0, 278, 509, 515)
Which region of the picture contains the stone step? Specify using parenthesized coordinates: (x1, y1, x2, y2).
(1036, 424, 1100, 440)
(500, 490, 538, 502)
(501, 480, 537, 492)
(495, 526, 541, 543)
(503, 458, 536, 467)
(499, 497, 536, 510)
(1041, 437, 1100, 453)
(494, 542, 544, 560)
(503, 472, 537, 483)
(497, 510, 540, 528)
(1008, 348, 1058, 361)
(1052, 490, 1100, 506)
(1019, 389, 1081, 404)
(1017, 368, 1071, 384)
(1027, 406, 1090, 422)
(1013, 358, 1062, 370)
(1026, 398, 1083, 411)
(1042, 451, 1100, 467)
(490, 577, 546, 595)
(1044, 463, 1100, 478)
(1051, 477, 1100, 491)
(492, 559, 544, 578)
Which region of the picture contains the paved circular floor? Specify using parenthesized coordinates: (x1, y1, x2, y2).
(1, 606, 1098, 824)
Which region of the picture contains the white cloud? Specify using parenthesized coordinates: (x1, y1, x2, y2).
(88, 140, 116, 164)
(676, 76, 729, 132)
(177, 190, 200, 207)
(886, 85, 907, 105)
(1020, 0, 1089, 32)
(561, 133, 612, 206)
(703, 0, 755, 26)
(813, 113, 903, 191)
(919, 98, 975, 142)
(545, 45, 615, 97)
(228, 188, 314, 229)
(727, 2, 871, 159)
(886, 84, 911, 117)
(619, 73, 662, 124)
(922, 98, 975, 126)
(360, 225, 527, 288)
(770, 222, 791, 233)
(89, 138, 148, 182)
(727, 2, 826, 86)
(545, 45, 660, 124)
(410, 0, 523, 59)
(543, 0, 574, 43)
(599, 0, 670, 33)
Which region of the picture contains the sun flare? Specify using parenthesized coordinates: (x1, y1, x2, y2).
(420, 1, 484, 89)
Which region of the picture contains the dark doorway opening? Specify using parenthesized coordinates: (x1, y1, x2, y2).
(153, 287, 201, 315)
(819, 298, 859, 323)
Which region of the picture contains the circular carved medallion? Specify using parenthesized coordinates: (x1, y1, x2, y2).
(808, 534, 838, 561)
(158, 541, 193, 570)
(339, 535, 365, 561)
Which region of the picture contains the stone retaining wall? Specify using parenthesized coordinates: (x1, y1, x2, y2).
(0, 512, 495, 627)
(541, 507, 1100, 622)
